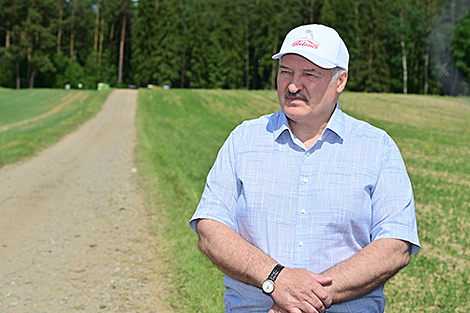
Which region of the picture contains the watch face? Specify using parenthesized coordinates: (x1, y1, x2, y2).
(262, 279, 275, 294)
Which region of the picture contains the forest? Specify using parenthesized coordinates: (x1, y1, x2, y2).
(1, 0, 469, 95)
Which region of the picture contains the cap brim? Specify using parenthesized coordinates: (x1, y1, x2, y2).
(272, 51, 336, 70)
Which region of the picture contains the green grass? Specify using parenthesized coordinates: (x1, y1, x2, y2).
(136, 89, 470, 313)
(0, 88, 72, 126)
(0, 88, 112, 167)
(340, 93, 470, 312)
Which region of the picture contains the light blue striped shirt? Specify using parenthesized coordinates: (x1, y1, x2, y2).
(190, 105, 420, 312)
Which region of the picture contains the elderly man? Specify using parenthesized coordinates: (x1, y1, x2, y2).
(190, 24, 420, 313)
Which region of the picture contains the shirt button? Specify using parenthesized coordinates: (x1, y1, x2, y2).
(303, 178, 308, 183)
(300, 209, 306, 214)
(298, 242, 304, 247)
(306, 152, 311, 156)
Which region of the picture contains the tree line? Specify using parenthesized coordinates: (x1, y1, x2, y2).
(1, 0, 469, 95)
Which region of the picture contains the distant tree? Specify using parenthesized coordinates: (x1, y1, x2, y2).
(207, 31, 228, 89)
(93, 0, 100, 53)
(155, 0, 184, 87)
(217, 0, 246, 89)
(57, 0, 66, 54)
(53, 53, 85, 88)
(252, 0, 306, 90)
(417, 0, 446, 94)
(387, 0, 422, 94)
(430, 0, 470, 96)
(184, 0, 214, 88)
(0, 0, 14, 87)
(1, 0, 27, 89)
(69, 0, 77, 60)
(452, 12, 470, 84)
(25, 0, 57, 88)
(250, 0, 280, 90)
(117, 0, 133, 84)
(72, 0, 96, 65)
(356, 0, 392, 92)
(0, 0, 464, 94)
(131, 0, 159, 86)
(319, 0, 335, 25)
(319, 0, 357, 89)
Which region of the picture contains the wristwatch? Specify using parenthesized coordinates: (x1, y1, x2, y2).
(261, 264, 285, 295)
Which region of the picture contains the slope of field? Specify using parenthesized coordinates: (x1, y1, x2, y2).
(136, 89, 470, 313)
(0, 88, 112, 167)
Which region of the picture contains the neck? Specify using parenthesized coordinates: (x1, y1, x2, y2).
(287, 105, 336, 150)
(288, 119, 327, 150)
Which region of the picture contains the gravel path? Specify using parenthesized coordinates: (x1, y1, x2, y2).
(0, 90, 172, 313)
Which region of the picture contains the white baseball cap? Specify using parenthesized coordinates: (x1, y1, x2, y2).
(272, 24, 349, 71)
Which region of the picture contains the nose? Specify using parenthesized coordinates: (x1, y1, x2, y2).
(287, 74, 303, 93)
(288, 83, 300, 94)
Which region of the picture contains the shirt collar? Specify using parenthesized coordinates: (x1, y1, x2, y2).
(273, 110, 291, 140)
(325, 104, 346, 140)
(273, 104, 346, 141)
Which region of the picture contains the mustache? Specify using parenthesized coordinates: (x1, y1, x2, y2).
(285, 90, 308, 102)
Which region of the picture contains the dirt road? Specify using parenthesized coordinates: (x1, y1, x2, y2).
(0, 90, 172, 312)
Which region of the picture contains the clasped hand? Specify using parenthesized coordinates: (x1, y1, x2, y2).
(268, 268, 332, 313)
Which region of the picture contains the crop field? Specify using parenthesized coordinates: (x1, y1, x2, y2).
(0, 88, 112, 167)
(136, 89, 470, 312)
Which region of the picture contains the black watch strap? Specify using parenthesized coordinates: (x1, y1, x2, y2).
(268, 264, 285, 282)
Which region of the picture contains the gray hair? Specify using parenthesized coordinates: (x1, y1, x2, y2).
(331, 67, 346, 82)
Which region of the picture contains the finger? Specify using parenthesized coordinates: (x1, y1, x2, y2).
(269, 303, 291, 313)
(309, 272, 333, 286)
(291, 284, 328, 312)
(305, 276, 332, 307)
(298, 297, 325, 313)
(310, 286, 331, 309)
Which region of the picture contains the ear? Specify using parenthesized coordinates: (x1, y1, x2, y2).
(336, 70, 348, 93)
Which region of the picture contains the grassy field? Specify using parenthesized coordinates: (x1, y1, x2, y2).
(2, 88, 468, 312)
(0, 88, 112, 168)
(135, 89, 470, 313)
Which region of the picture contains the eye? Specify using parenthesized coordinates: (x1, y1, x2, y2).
(305, 72, 322, 79)
(279, 70, 293, 77)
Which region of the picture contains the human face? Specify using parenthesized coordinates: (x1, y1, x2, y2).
(277, 54, 344, 126)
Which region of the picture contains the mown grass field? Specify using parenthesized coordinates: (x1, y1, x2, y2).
(0, 88, 112, 168)
(135, 89, 470, 313)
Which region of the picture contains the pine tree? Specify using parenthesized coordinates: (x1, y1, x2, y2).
(131, 0, 160, 86)
(420, 0, 448, 94)
(25, 0, 57, 88)
(154, 0, 184, 87)
(207, 31, 228, 89)
(0, 0, 460, 93)
(356, 0, 392, 92)
(218, 0, 246, 89)
(451, 11, 470, 93)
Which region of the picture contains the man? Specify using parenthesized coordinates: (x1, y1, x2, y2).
(190, 24, 420, 313)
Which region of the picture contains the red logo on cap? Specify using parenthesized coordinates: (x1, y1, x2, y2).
(292, 40, 319, 49)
